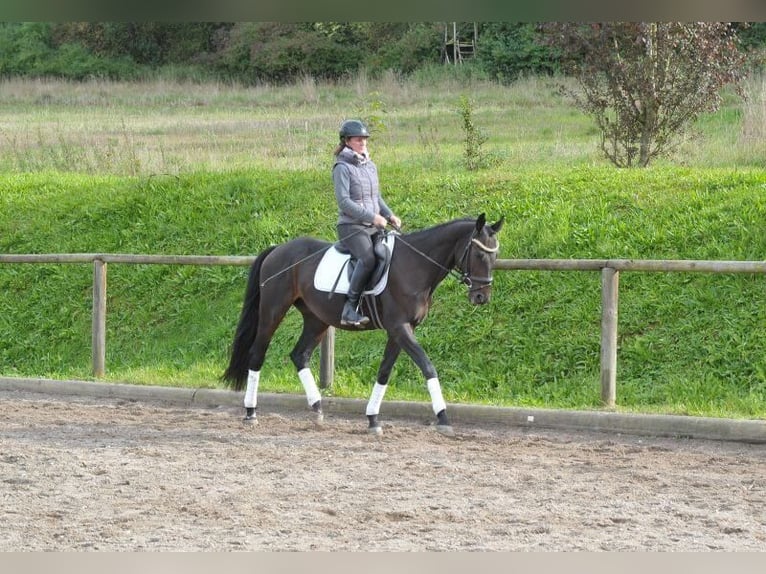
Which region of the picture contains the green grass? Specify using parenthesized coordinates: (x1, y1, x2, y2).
(1, 73, 765, 420)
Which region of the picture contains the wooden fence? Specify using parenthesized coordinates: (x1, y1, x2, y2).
(2, 253, 765, 407)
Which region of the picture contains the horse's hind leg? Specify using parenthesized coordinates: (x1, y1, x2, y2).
(243, 296, 294, 423)
(366, 336, 402, 436)
(290, 305, 328, 424)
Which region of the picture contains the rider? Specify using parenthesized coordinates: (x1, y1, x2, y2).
(333, 119, 401, 327)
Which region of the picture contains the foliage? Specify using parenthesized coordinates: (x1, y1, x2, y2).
(357, 91, 388, 136)
(50, 22, 232, 66)
(736, 22, 766, 51)
(540, 22, 747, 167)
(0, 22, 138, 79)
(2, 21, 766, 87)
(476, 22, 559, 82)
(737, 23, 766, 72)
(217, 22, 443, 82)
(217, 22, 365, 83)
(0, 22, 50, 75)
(365, 23, 444, 75)
(457, 95, 489, 170)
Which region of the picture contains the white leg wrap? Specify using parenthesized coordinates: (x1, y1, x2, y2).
(244, 370, 260, 408)
(366, 382, 388, 416)
(427, 377, 447, 415)
(298, 368, 322, 407)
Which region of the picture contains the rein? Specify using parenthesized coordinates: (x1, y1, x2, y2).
(259, 223, 498, 293)
(393, 227, 498, 291)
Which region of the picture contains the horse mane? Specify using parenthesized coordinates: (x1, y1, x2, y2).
(401, 217, 476, 243)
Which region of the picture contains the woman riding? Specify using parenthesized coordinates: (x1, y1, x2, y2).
(333, 119, 401, 327)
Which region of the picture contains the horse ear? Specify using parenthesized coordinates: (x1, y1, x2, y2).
(475, 213, 486, 232)
(490, 216, 505, 235)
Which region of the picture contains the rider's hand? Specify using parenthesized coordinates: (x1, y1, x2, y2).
(373, 214, 388, 229)
(388, 215, 402, 230)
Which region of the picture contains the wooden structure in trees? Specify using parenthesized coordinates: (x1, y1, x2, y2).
(443, 22, 478, 64)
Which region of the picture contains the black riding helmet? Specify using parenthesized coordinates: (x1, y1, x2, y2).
(339, 119, 370, 141)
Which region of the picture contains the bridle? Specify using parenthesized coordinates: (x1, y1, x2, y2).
(453, 233, 499, 292)
(394, 227, 499, 293)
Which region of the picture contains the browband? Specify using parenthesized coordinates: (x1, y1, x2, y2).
(471, 238, 499, 253)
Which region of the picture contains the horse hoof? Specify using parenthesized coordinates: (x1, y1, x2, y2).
(368, 425, 383, 436)
(436, 424, 455, 437)
(310, 401, 324, 426)
(242, 416, 258, 426)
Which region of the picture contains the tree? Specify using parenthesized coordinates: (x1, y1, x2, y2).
(52, 23, 232, 66)
(540, 23, 746, 167)
(218, 22, 365, 83)
(477, 23, 558, 82)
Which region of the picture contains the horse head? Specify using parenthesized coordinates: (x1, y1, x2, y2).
(458, 213, 504, 305)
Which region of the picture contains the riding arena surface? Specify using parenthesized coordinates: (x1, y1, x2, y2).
(1, 388, 764, 551)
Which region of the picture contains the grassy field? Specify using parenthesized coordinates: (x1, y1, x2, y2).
(2, 71, 764, 175)
(1, 71, 765, 419)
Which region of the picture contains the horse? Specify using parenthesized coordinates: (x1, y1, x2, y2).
(221, 213, 504, 436)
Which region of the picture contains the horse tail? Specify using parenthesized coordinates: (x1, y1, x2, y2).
(221, 245, 278, 391)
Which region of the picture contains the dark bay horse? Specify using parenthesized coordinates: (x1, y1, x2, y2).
(222, 213, 504, 436)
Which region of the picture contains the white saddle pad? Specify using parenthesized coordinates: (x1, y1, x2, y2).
(313, 234, 396, 296)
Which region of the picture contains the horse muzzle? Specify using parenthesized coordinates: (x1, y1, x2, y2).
(468, 288, 491, 305)
(462, 275, 492, 305)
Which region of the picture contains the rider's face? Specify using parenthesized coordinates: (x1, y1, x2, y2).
(346, 136, 368, 155)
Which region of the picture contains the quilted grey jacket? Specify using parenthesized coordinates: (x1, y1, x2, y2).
(333, 146, 392, 226)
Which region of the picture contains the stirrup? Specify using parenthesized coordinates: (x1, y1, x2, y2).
(341, 304, 370, 326)
(341, 313, 370, 327)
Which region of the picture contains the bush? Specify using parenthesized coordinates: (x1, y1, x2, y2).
(541, 22, 747, 167)
(0, 22, 51, 76)
(51, 23, 232, 67)
(0, 23, 138, 80)
(42, 43, 139, 80)
(476, 23, 558, 82)
(458, 95, 490, 170)
(366, 23, 443, 75)
(217, 22, 365, 84)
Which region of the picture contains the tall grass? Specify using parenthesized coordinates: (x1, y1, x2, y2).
(1, 70, 764, 176)
(740, 72, 766, 160)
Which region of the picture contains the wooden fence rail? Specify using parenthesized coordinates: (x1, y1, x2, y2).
(2, 253, 765, 407)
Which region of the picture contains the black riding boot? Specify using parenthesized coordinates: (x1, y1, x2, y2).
(341, 262, 371, 327)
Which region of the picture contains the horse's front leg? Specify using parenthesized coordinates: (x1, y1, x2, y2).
(290, 309, 328, 426)
(366, 336, 402, 435)
(389, 323, 454, 436)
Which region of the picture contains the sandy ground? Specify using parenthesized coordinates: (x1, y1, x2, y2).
(1, 388, 764, 551)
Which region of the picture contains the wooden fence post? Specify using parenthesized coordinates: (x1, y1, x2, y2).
(319, 326, 335, 389)
(92, 258, 107, 378)
(600, 266, 619, 407)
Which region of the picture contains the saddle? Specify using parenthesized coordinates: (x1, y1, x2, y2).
(333, 234, 391, 289)
(313, 233, 395, 296)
